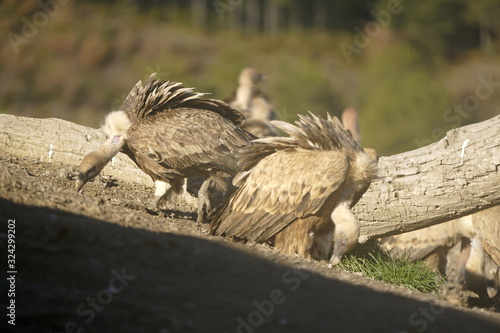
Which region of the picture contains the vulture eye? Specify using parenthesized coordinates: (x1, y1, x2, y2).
(88, 166, 98, 177)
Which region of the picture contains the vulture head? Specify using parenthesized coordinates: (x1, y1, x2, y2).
(239, 67, 266, 87)
(76, 150, 109, 192)
(76, 111, 131, 192)
(330, 202, 361, 265)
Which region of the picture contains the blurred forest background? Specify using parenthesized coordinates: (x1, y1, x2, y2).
(1, 0, 500, 155)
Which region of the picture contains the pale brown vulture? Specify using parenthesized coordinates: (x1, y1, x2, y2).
(473, 205, 500, 267)
(466, 205, 500, 300)
(210, 113, 378, 265)
(377, 204, 500, 300)
(76, 73, 254, 223)
(226, 67, 278, 138)
(341, 107, 361, 143)
(375, 218, 468, 272)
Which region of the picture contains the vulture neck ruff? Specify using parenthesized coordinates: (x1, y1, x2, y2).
(98, 110, 131, 158)
(235, 85, 253, 110)
(102, 110, 132, 139)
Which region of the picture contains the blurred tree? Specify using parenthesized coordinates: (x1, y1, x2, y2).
(191, 0, 207, 31)
(228, 0, 244, 31)
(313, 0, 327, 30)
(207, 0, 379, 33)
(245, 0, 260, 33)
(389, 0, 476, 65)
(264, 0, 280, 34)
(463, 0, 500, 58)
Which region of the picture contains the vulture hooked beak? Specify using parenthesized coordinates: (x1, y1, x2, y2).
(330, 254, 343, 267)
(75, 172, 87, 193)
(330, 236, 349, 266)
(75, 166, 97, 193)
(75, 150, 107, 193)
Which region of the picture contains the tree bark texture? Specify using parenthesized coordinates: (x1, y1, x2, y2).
(355, 114, 500, 242)
(0, 114, 152, 187)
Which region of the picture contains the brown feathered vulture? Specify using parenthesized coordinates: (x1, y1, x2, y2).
(210, 113, 378, 265)
(226, 67, 267, 116)
(226, 67, 278, 138)
(76, 73, 254, 223)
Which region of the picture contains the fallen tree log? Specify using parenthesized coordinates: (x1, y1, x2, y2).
(355, 114, 500, 242)
(1, 113, 499, 241)
(0, 113, 151, 187)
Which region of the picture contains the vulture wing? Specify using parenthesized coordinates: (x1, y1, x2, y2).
(126, 108, 251, 178)
(376, 219, 463, 261)
(473, 205, 500, 266)
(123, 73, 245, 126)
(210, 148, 349, 241)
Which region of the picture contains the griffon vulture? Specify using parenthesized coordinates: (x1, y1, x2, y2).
(210, 113, 378, 265)
(466, 205, 500, 300)
(377, 197, 500, 300)
(226, 67, 277, 137)
(76, 73, 254, 223)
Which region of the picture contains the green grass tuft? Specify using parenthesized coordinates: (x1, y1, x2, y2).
(338, 251, 445, 293)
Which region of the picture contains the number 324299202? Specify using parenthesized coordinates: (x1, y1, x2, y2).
(7, 219, 16, 268)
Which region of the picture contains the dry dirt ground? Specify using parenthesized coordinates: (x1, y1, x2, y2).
(1, 152, 500, 333)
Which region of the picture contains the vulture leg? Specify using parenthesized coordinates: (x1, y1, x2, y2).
(196, 179, 212, 224)
(181, 180, 199, 207)
(152, 179, 183, 211)
(454, 237, 472, 284)
(153, 180, 172, 209)
(465, 237, 489, 301)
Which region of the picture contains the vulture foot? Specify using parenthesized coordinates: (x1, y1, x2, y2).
(196, 179, 212, 224)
